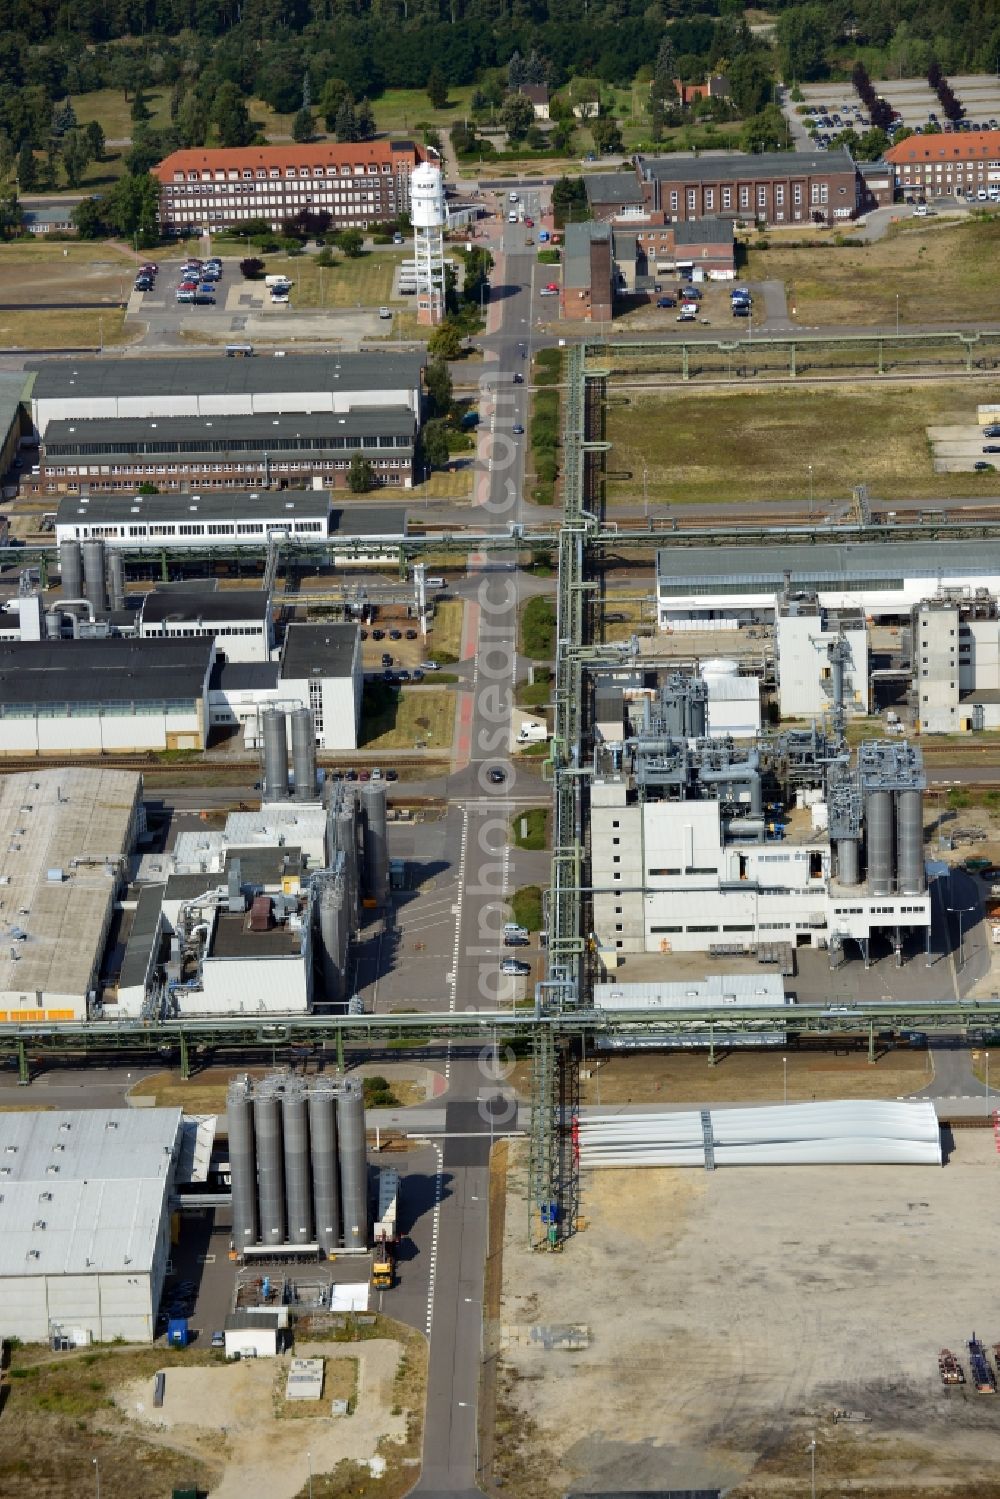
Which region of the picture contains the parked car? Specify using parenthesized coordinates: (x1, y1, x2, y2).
(733, 305, 750, 318)
(134, 277, 153, 292)
(372, 628, 385, 640)
(422, 660, 440, 670)
(513, 372, 524, 384)
(405, 628, 418, 639)
(385, 768, 398, 780)
(512, 423, 525, 435)
(211, 1331, 225, 1348)
(411, 668, 424, 681)
(488, 766, 506, 783)
(544, 282, 559, 291)
(656, 296, 676, 308)
(501, 957, 531, 976)
(381, 652, 393, 666)
(984, 445, 1000, 453)
(389, 629, 402, 640)
(539, 287, 558, 296)
(984, 425, 1000, 438)
(974, 461, 995, 471)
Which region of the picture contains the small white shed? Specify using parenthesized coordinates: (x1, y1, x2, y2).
(224, 1310, 281, 1359)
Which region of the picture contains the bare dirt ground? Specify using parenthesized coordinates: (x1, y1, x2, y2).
(114, 1337, 410, 1499)
(493, 1134, 1000, 1499)
(506, 1047, 929, 1106)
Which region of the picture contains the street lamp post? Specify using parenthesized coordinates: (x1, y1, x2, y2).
(783, 1055, 788, 1105)
(93, 1458, 101, 1499)
(895, 292, 900, 336)
(987, 1051, 991, 1115)
(808, 463, 813, 511)
(307, 1450, 313, 1499)
(808, 1438, 816, 1499)
(642, 461, 648, 521)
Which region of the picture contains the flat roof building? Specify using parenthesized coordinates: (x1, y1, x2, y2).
(36, 407, 419, 494)
(140, 587, 273, 664)
(0, 637, 214, 755)
(209, 621, 362, 751)
(656, 539, 1000, 627)
(0, 769, 141, 1022)
(28, 351, 425, 435)
(0, 1107, 182, 1343)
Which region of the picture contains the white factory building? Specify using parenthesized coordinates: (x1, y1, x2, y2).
(139, 587, 273, 664)
(28, 351, 425, 435)
(0, 1109, 183, 1344)
(913, 592, 1000, 732)
(0, 768, 141, 1022)
(591, 777, 932, 959)
(776, 597, 869, 719)
(0, 623, 361, 756)
(656, 540, 1000, 629)
(54, 493, 409, 552)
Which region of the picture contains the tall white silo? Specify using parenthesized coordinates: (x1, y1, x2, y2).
(410, 161, 447, 326)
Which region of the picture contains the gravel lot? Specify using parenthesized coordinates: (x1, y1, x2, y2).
(496, 1132, 1000, 1498)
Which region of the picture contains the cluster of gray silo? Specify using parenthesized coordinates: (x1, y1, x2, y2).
(59, 537, 123, 615)
(227, 1074, 369, 1254)
(361, 781, 389, 905)
(260, 705, 318, 802)
(857, 741, 927, 896)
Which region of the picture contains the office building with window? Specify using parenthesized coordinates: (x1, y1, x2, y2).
(885, 127, 1000, 199)
(152, 140, 426, 235)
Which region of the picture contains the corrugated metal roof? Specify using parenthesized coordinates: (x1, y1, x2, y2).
(30, 351, 424, 402)
(656, 539, 1000, 589)
(0, 1108, 180, 1277)
(594, 974, 786, 1009)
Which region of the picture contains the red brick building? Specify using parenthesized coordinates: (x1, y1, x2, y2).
(152, 140, 426, 236)
(633, 148, 859, 225)
(885, 128, 1000, 199)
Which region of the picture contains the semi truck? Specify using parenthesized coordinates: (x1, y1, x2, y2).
(371, 1167, 399, 1290)
(516, 721, 548, 744)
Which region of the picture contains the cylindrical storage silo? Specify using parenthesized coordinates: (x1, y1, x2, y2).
(308, 1088, 341, 1253)
(281, 1087, 313, 1245)
(318, 878, 346, 1003)
(337, 1082, 369, 1249)
(895, 788, 926, 895)
(81, 538, 108, 612)
(837, 837, 860, 887)
(253, 1092, 287, 1245)
(336, 802, 359, 926)
(60, 539, 82, 600)
(108, 550, 125, 612)
(688, 687, 707, 739)
(362, 782, 389, 904)
(290, 706, 317, 802)
(227, 1085, 259, 1249)
(261, 707, 289, 802)
(44, 610, 61, 641)
(865, 789, 894, 895)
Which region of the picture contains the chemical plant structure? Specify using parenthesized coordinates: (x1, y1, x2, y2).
(119, 704, 389, 1020)
(590, 644, 932, 972)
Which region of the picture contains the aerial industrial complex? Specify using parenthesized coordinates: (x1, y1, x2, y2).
(4, 93, 1000, 1499)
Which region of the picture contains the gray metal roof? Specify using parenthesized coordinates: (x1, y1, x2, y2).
(210, 660, 280, 691)
(637, 148, 855, 182)
(57, 491, 331, 527)
(280, 622, 358, 680)
(330, 504, 408, 537)
(656, 539, 1000, 591)
(584, 171, 644, 206)
(672, 216, 733, 245)
(142, 589, 270, 625)
(0, 638, 213, 706)
(0, 1108, 181, 1278)
(564, 221, 610, 289)
(0, 371, 27, 443)
(29, 351, 425, 401)
(44, 408, 416, 453)
(119, 882, 166, 991)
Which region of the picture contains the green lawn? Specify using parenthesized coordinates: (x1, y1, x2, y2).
(745, 215, 1000, 327)
(511, 885, 544, 931)
(360, 685, 455, 750)
(243, 249, 409, 308)
(70, 88, 172, 140)
(520, 596, 557, 660)
(371, 85, 477, 135)
(511, 808, 549, 850)
(606, 378, 1000, 506)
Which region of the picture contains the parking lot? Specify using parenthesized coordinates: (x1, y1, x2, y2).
(930, 411, 1000, 473)
(791, 74, 1000, 153)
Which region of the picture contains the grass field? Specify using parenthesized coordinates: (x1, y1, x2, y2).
(371, 85, 477, 135)
(0, 240, 137, 297)
(254, 249, 407, 308)
(70, 87, 172, 141)
(746, 215, 1000, 326)
(511, 807, 548, 850)
(606, 378, 1000, 505)
(360, 686, 454, 750)
(0, 307, 131, 348)
(429, 598, 465, 659)
(520, 595, 557, 659)
(410, 468, 474, 501)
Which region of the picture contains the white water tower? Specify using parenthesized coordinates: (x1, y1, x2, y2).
(410, 161, 447, 326)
